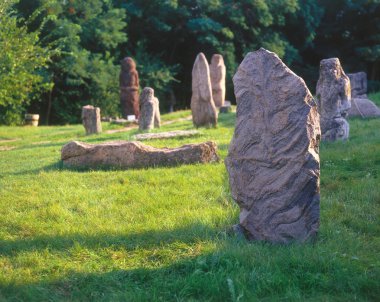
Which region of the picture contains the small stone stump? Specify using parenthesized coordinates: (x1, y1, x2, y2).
(347, 72, 380, 118)
(219, 101, 232, 114)
(210, 54, 226, 107)
(82, 105, 102, 135)
(316, 58, 351, 141)
(191, 53, 218, 127)
(225, 48, 321, 244)
(24, 114, 39, 126)
(120, 57, 140, 119)
(139, 87, 161, 131)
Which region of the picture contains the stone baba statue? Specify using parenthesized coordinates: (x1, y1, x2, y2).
(316, 58, 351, 141)
(225, 48, 321, 244)
(347, 72, 380, 118)
(120, 57, 140, 119)
(82, 105, 102, 135)
(191, 53, 218, 127)
(209, 54, 226, 107)
(139, 87, 161, 131)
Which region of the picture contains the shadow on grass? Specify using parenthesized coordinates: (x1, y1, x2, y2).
(0, 223, 223, 257)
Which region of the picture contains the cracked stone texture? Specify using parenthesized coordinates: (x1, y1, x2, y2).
(191, 53, 218, 127)
(316, 58, 351, 141)
(81, 105, 102, 135)
(225, 48, 321, 244)
(62, 140, 219, 169)
(210, 54, 226, 107)
(120, 57, 140, 118)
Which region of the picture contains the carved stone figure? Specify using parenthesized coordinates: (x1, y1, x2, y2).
(210, 54, 226, 107)
(139, 87, 161, 131)
(347, 72, 367, 98)
(191, 53, 218, 127)
(62, 140, 219, 169)
(225, 48, 321, 244)
(316, 58, 351, 141)
(120, 57, 139, 118)
(82, 105, 102, 135)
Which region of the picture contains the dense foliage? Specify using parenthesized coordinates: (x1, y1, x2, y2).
(0, 0, 379, 124)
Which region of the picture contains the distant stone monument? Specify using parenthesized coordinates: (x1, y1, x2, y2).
(120, 57, 140, 119)
(24, 114, 39, 126)
(139, 87, 161, 131)
(191, 53, 218, 127)
(347, 72, 380, 118)
(316, 58, 351, 141)
(225, 48, 321, 244)
(210, 54, 226, 107)
(82, 105, 102, 135)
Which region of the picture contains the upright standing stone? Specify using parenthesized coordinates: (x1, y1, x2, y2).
(120, 57, 140, 119)
(191, 53, 218, 127)
(153, 96, 161, 128)
(139, 87, 161, 131)
(225, 48, 320, 244)
(210, 54, 226, 107)
(82, 105, 102, 135)
(347, 72, 380, 118)
(347, 72, 367, 98)
(316, 58, 351, 141)
(24, 114, 39, 126)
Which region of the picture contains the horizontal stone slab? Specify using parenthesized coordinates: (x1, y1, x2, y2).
(133, 130, 200, 141)
(61, 140, 218, 169)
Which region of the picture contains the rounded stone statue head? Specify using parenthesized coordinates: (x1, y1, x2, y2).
(121, 57, 136, 72)
(211, 54, 224, 66)
(140, 87, 154, 104)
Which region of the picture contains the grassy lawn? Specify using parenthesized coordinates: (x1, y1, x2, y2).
(0, 95, 379, 301)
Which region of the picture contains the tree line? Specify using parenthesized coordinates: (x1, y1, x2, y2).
(0, 0, 379, 125)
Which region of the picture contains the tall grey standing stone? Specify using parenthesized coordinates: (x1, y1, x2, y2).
(347, 72, 380, 118)
(225, 48, 321, 244)
(139, 87, 161, 131)
(82, 105, 102, 135)
(210, 54, 226, 107)
(316, 58, 351, 141)
(191, 53, 218, 127)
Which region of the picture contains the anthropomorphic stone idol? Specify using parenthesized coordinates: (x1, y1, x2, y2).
(347, 72, 380, 118)
(225, 48, 321, 244)
(210, 54, 226, 107)
(82, 105, 102, 135)
(139, 87, 161, 131)
(120, 57, 140, 119)
(191, 53, 218, 127)
(316, 58, 351, 141)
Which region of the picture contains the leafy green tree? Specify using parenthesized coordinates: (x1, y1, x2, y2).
(0, 0, 52, 125)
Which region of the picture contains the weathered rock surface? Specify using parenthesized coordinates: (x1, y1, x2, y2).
(347, 72, 380, 118)
(120, 57, 140, 118)
(347, 72, 367, 98)
(133, 130, 199, 141)
(61, 140, 219, 169)
(191, 53, 218, 127)
(225, 48, 321, 244)
(349, 98, 380, 118)
(139, 87, 161, 130)
(210, 54, 226, 107)
(82, 105, 102, 135)
(316, 58, 351, 141)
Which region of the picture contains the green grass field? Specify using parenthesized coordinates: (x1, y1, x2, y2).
(0, 94, 379, 301)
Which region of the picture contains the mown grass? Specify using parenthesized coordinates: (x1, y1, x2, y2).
(0, 97, 379, 301)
